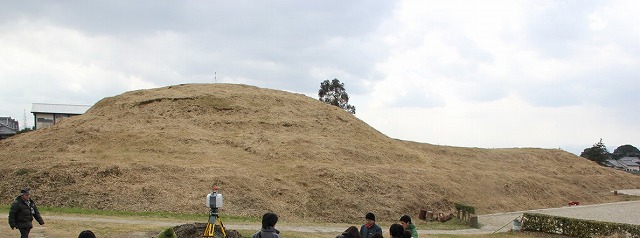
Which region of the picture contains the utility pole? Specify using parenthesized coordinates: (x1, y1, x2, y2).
(23, 108, 28, 130)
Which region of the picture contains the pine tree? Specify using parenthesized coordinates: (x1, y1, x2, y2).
(579, 138, 611, 165)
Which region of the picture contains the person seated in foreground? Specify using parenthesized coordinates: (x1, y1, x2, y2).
(78, 230, 96, 238)
(400, 214, 418, 238)
(389, 223, 407, 238)
(336, 226, 361, 238)
(252, 212, 282, 238)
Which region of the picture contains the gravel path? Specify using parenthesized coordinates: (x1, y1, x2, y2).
(440, 199, 640, 235)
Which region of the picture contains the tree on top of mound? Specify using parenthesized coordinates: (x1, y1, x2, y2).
(318, 78, 356, 114)
(580, 138, 611, 165)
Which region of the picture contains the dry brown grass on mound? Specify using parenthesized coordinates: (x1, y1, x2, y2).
(1, 83, 639, 223)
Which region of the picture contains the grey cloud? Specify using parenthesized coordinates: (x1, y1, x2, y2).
(517, 67, 640, 110)
(2, 1, 395, 38)
(460, 81, 509, 102)
(389, 89, 445, 108)
(516, 82, 583, 107)
(421, 33, 505, 103)
(523, 1, 606, 58)
(1, 1, 397, 96)
(582, 68, 640, 109)
(506, 1, 640, 111)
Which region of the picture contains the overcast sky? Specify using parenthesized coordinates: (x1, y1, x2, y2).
(2, 1, 639, 155)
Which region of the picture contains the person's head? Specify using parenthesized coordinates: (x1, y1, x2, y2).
(403, 230, 412, 238)
(343, 226, 361, 238)
(365, 212, 376, 225)
(389, 223, 405, 237)
(261, 212, 278, 229)
(19, 188, 30, 201)
(400, 214, 412, 228)
(78, 230, 96, 238)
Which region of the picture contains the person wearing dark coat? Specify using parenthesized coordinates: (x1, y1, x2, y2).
(8, 188, 45, 238)
(336, 226, 361, 238)
(389, 223, 406, 238)
(252, 212, 282, 238)
(360, 212, 383, 238)
(370, 234, 384, 238)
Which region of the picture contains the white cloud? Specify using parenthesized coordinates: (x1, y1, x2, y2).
(354, 0, 640, 154)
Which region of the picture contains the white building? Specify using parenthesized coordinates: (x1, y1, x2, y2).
(606, 157, 640, 172)
(31, 103, 92, 129)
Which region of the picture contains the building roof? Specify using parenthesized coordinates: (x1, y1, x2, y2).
(619, 157, 640, 162)
(31, 103, 92, 115)
(606, 159, 625, 168)
(606, 158, 640, 170)
(0, 124, 17, 135)
(620, 160, 640, 167)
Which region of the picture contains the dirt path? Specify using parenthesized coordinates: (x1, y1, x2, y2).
(5, 199, 640, 237)
(459, 200, 640, 235)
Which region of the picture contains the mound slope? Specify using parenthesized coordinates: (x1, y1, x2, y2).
(1, 83, 638, 222)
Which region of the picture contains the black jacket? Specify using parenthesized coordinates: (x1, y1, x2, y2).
(8, 196, 44, 229)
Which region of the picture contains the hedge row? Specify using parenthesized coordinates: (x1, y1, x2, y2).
(522, 212, 640, 237)
(454, 203, 475, 215)
(454, 203, 476, 221)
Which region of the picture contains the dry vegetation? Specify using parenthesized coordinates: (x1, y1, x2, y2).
(1, 83, 639, 223)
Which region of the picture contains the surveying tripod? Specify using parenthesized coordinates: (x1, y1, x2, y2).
(203, 207, 228, 238)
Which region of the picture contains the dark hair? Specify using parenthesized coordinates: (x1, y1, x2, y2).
(403, 230, 412, 238)
(78, 230, 96, 238)
(390, 223, 405, 237)
(343, 226, 361, 238)
(400, 214, 412, 224)
(365, 212, 376, 221)
(261, 212, 278, 229)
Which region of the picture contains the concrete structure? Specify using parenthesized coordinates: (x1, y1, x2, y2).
(31, 103, 91, 129)
(0, 117, 19, 139)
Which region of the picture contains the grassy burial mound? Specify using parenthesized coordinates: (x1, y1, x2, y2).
(1, 83, 638, 223)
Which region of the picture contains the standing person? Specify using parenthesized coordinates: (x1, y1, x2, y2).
(360, 212, 382, 238)
(8, 188, 45, 238)
(252, 212, 282, 238)
(400, 215, 418, 238)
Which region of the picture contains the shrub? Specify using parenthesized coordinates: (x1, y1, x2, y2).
(158, 227, 177, 238)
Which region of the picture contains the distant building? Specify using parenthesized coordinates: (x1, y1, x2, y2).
(31, 103, 92, 130)
(605, 157, 640, 172)
(0, 117, 19, 139)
